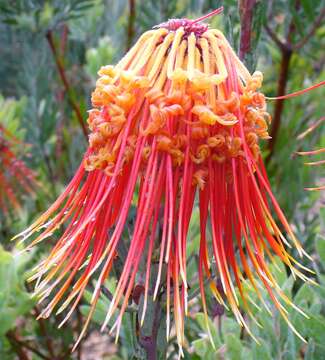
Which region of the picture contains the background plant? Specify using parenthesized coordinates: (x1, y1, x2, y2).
(0, 0, 324, 359)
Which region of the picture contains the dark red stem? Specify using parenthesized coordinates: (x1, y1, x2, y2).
(46, 30, 88, 140)
(266, 1, 298, 162)
(266, 48, 292, 162)
(139, 297, 162, 360)
(6, 331, 30, 360)
(238, 0, 257, 61)
(265, 1, 325, 162)
(26, 282, 56, 359)
(127, 0, 136, 50)
(6, 330, 50, 360)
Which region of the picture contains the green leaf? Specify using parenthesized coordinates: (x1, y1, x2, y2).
(305, 339, 316, 360)
(192, 338, 209, 357)
(225, 333, 242, 360)
(294, 283, 313, 305)
(0, 247, 34, 335)
(195, 312, 221, 347)
(300, 0, 315, 20)
(315, 234, 325, 264)
(252, 340, 273, 360)
(285, 329, 298, 360)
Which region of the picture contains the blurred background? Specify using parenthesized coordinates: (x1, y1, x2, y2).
(0, 0, 324, 359)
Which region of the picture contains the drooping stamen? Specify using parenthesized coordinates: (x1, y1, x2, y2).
(305, 185, 325, 191)
(296, 148, 325, 156)
(297, 117, 325, 140)
(266, 80, 325, 100)
(191, 6, 224, 24)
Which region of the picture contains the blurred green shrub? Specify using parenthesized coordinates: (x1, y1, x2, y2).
(85, 36, 115, 81)
(0, 0, 324, 359)
(0, 246, 34, 336)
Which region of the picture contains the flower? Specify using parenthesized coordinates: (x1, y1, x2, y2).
(17, 10, 317, 354)
(0, 125, 38, 217)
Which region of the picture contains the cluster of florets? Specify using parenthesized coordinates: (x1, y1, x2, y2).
(85, 56, 270, 188)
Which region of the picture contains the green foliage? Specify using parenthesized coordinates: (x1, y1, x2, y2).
(80, 279, 138, 359)
(0, 246, 34, 336)
(191, 259, 325, 360)
(0, 0, 324, 359)
(85, 36, 115, 81)
(0, 0, 96, 32)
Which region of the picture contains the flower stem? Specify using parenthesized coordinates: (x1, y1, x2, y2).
(138, 297, 163, 360)
(136, 260, 167, 359)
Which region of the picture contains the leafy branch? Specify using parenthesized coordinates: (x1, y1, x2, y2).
(46, 30, 88, 140)
(265, 1, 325, 162)
(238, 0, 265, 71)
(6, 329, 50, 360)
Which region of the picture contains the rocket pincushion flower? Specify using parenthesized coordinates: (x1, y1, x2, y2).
(16, 8, 318, 353)
(0, 125, 38, 217)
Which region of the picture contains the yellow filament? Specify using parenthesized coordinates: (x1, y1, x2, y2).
(133, 28, 168, 74)
(167, 27, 185, 79)
(187, 32, 197, 80)
(200, 37, 215, 108)
(116, 30, 156, 70)
(210, 29, 252, 83)
(195, 47, 202, 72)
(204, 32, 228, 82)
(170, 41, 188, 93)
(175, 40, 187, 69)
(153, 58, 168, 91)
(147, 32, 175, 82)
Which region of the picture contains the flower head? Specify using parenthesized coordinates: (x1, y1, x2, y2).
(0, 125, 38, 218)
(17, 11, 315, 354)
